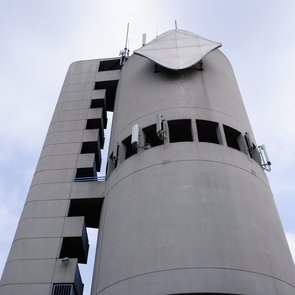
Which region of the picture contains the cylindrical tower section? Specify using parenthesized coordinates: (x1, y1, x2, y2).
(92, 31, 295, 295)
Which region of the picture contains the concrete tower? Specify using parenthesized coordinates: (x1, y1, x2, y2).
(1, 29, 295, 295)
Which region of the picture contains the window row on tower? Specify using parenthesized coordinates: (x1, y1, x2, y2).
(108, 119, 262, 172)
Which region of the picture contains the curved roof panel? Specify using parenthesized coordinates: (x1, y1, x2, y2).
(134, 29, 221, 70)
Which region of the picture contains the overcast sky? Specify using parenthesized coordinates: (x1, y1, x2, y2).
(1, 1, 295, 294)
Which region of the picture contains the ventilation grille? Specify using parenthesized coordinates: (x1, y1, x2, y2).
(52, 284, 76, 295)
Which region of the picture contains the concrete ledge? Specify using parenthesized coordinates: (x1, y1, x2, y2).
(70, 181, 106, 199)
(77, 154, 96, 169)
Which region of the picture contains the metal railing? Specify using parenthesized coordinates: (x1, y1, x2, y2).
(74, 176, 107, 182)
(52, 284, 76, 295)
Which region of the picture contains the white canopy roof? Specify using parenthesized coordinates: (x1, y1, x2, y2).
(134, 29, 221, 70)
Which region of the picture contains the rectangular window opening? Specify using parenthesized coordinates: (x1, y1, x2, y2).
(196, 120, 220, 144)
(223, 125, 241, 151)
(80, 142, 101, 172)
(98, 59, 122, 71)
(168, 119, 193, 143)
(68, 199, 103, 229)
(90, 98, 107, 128)
(90, 98, 105, 108)
(143, 124, 163, 147)
(86, 118, 102, 130)
(75, 167, 96, 180)
(122, 135, 137, 159)
(59, 233, 89, 264)
(85, 119, 105, 149)
(81, 142, 97, 154)
(94, 80, 118, 112)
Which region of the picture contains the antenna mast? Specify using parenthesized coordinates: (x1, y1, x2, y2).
(120, 23, 130, 65)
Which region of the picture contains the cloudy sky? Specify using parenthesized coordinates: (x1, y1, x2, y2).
(0, 0, 294, 293)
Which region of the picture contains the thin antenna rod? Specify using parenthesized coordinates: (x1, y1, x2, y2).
(142, 33, 147, 46)
(175, 20, 178, 30)
(125, 23, 130, 49)
(120, 23, 130, 65)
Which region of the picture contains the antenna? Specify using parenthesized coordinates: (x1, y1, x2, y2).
(125, 23, 129, 49)
(156, 113, 167, 140)
(131, 124, 140, 151)
(120, 23, 130, 65)
(142, 33, 147, 46)
(258, 144, 272, 172)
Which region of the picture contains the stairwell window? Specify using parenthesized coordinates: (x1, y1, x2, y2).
(98, 59, 122, 71)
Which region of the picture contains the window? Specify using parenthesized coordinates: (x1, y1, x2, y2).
(98, 59, 122, 71)
(59, 237, 88, 264)
(85, 119, 105, 149)
(90, 98, 105, 108)
(81, 142, 101, 171)
(81, 141, 97, 154)
(90, 98, 107, 128)
(122, 135, 137, 159)
(168, 119, 193, 143)
(94, 80, 119, 111)
(75, 168, 96, 180)
(196, 120, 220, 144)
(143, 124, 163, 147)
(68, 198, 103, 228)
(223, 125, 241, 151)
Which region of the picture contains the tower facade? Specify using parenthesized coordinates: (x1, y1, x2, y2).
(1, 29, 295, 295)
